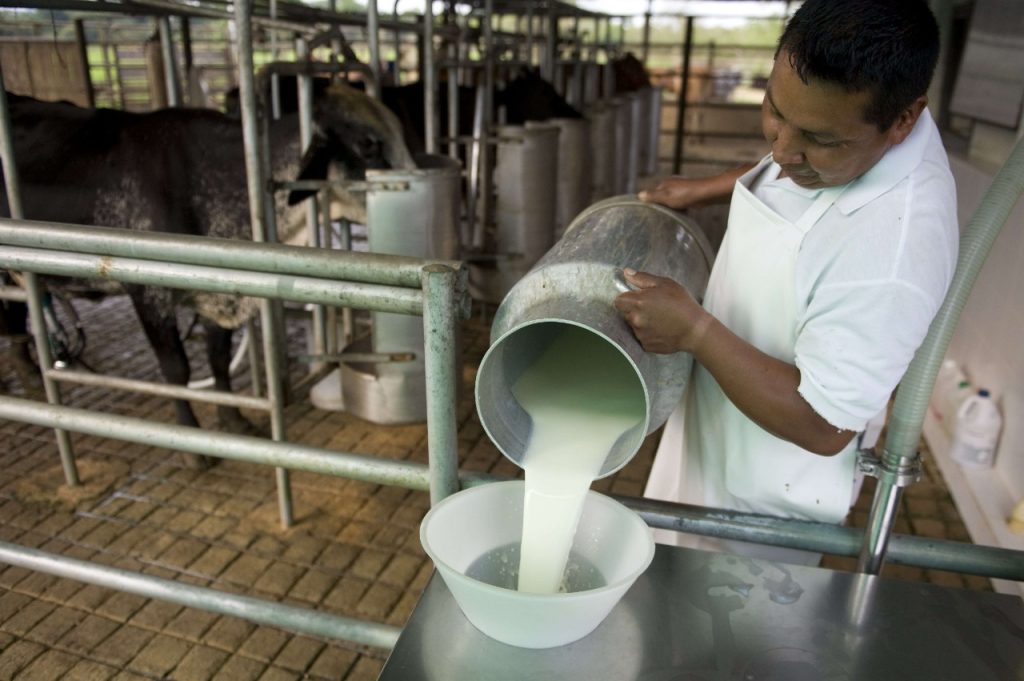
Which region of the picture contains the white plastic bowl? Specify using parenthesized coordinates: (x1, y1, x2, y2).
(420, 480, 654, 649)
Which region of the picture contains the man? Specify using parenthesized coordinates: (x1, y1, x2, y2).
(614, 0, 958, 563)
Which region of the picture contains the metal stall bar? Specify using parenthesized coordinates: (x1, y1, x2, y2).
(294, 37, 329, 373)
(158, 14, 182, 106)
(0, 248, 425, 314)
(236, 0, 289, 527)
(0, 540, 402, 649)
(625, 495, 1024, 581)
(72, 18, 97, 109)
(423, 0, 437, 153)
(42, 368, 270, 410)
(476, 0, 495, 249)
(422, 265, 461, 504)
(0, 220, 463, 288)
(367, 0, 381, 88)
(0, 396, 434, 489)
(858, 129, 1024, 575)
(0, 72, 80, 488)
(671, 15, 694, 174)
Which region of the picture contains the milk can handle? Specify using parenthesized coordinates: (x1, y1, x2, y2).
(612, 269, 640, 293)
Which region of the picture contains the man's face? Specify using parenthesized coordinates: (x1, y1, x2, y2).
(761, 51, 905, 189)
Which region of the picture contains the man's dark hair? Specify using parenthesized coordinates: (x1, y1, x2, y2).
(776, 0, 940, 131)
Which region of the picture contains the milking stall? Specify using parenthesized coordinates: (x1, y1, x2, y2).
(0, 0, 1023, 677)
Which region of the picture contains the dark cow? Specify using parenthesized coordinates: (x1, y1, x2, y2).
(228, 69, 582, 157)
(2, 85, 413, 466)
(612, 52, 652, 95)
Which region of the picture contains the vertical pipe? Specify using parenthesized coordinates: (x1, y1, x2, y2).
(423, 0, 437, 153)
(642, 2, 652, 64)
(368, 0, 382, 88)
(447, 42, 459, 160)
(421, 265, 460, 504)
(467, 84, 485, 251)
(158, 16, 181, 107)
(478, 0, 494, 249)
(233, 0, 292, 528)
(857, 479, 904, 574)
(180, 17, 194, 106)
(111, 27, 126, 110)
(245, 319, 263, 397)
(672, 16, 693, 175)
(296, 38, 327, 372)
(73, 19, 96, 108)
(0, 75, 79, 487)
(544, 7, 557, 83)
(269, 0, 280, 120)
(526, 3, 534, 66)
(99, 23, 114, 108)
(335, 217, 354, 345)
(393, 0, 403, 85)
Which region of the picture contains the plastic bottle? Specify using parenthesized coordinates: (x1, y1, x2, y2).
(942, 380, 975, 438)
(950, 389, 1002, 469)
(931, 359, 960, 413)
(931, 360, 967, 433)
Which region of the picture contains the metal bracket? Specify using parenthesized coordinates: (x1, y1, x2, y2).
(857, 449, 923, 488)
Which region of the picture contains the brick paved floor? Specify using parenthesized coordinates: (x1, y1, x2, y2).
(0, 292, 991, 680)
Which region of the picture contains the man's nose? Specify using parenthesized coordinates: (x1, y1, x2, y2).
(772, 124, 805, 165)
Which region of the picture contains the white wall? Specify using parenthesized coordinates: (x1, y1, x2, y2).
(944, 153, 1024, 506)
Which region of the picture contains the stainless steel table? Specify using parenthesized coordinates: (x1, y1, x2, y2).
(379, 544, 1024, 680)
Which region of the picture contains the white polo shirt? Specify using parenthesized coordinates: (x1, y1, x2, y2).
(750, 109, 958, 431)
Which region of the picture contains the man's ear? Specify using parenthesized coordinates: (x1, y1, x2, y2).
(887, 95, 928, 145)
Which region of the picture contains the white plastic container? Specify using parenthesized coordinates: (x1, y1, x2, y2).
(943, 380, 975, 437)
(419, 481, 654, 649)
(931, 359, 971, 436)
(950, 389, 1002, 469)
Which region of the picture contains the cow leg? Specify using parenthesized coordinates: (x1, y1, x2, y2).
(203, 320, 265, 437)
(125, 287, 215, 469)
(1, 300, 44, 398)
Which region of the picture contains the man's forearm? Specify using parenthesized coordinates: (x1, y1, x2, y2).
(691, 317, 854, 456)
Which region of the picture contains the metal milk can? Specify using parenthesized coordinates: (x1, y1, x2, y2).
(475, 195, 715, 477)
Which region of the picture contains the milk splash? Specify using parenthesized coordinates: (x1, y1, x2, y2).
(511, 324, 645, 593)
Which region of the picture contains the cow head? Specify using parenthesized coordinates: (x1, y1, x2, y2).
(287, 82, 415, 223)
(613, 53, 651, 94)
(496, 68, 582, 125)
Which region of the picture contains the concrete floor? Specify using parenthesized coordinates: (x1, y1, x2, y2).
(0, 291, 992, 680)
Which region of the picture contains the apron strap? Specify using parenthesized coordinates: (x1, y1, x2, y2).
(794, 185, 846, 233)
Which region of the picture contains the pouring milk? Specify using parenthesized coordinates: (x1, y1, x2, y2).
(511, 324, 645, 593)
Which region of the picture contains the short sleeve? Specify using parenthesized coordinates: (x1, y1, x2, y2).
(795, 280, 938, 431)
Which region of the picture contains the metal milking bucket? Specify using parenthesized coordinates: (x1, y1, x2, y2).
(527, 118, 592, 241)
(469, 123, 560, 304)
(475, 196, 715, 478)
(335, 153, 461, 424)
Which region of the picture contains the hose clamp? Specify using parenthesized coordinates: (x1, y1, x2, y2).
(857, 449, 923, 488)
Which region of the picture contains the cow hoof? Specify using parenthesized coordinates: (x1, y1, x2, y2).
(219, 413, 268, 439)
(181, 453, 218, 470)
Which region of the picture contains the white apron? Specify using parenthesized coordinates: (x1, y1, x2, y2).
(644, 161, 860, 565)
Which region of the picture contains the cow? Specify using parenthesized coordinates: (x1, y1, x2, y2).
(612, 52, 652, 95)
(1, 85, 414, 467)
(227, 69, 583, 157)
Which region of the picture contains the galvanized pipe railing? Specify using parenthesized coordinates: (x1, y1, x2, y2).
(0, 74, 80, 487)
(0, 220, 463, 289)
(0, 217, 469, 518)
(2, 392, 1019, 582)
(0, 246, 426, 313)
(0, 540, 403, 650)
